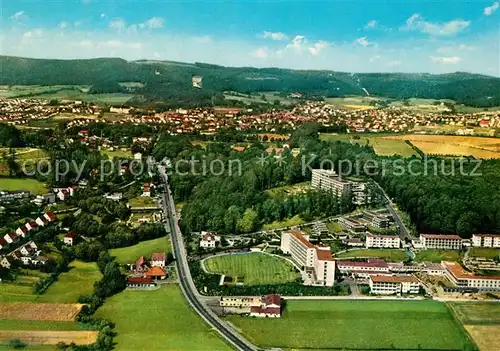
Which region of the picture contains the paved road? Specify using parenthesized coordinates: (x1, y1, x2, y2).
(371, 180, 412, 242)
(157, 165, 256, 351)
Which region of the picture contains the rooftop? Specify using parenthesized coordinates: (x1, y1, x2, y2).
(421, 234, 462, 240)
(442, 261, 500, 281)
(290, 231, 314, 249)
(370, 275, 419, 283)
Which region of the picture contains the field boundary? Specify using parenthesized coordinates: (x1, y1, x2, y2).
(445, 302, 479, 350)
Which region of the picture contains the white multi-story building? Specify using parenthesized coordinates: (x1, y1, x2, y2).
(365, 233, 401, 249)
(442, 261, 500, 291)
(369, 275, 421, 295)
(281, 231, 335, 286)
(420, 234, 463, 250)
(199, 231, 221, 248)
(336, 259, 391, 278)
(471, 234, 500, 248)
(311, 169, 352, 196)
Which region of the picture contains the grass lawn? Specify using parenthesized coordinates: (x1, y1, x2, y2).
(37, 261, 102, 303)
(203, 252, 299, 285)
(448, 302, 500, 351)
(109, 237, 171, 265)
(101, 149, 133, 159)
(128, 196, 157, 208)
(334, 249, 408, 262)
(0, 282, 38, 302)
(0, 178, 48, 195)
(262, 214, 304, 230)
(227, 300, 474, 350)
(469, 248, 500, 259)
(326, 221, 344, 233)
(94, 285, 232, 351)
(415, 250, 461, 263)
(265, 182, 310, 198)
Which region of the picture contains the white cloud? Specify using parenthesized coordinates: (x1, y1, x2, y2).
(365, 20, 378, 29)
(262, 31, 288, 41)
(287, 35, 306, 50)
(100, 14, 106, 19)
(369, 55, 381, 62)
(59, 21, 69, 30)
(140, 17, 164, 29)
(403, 13, 470, 36)
(387, 60, 402, 67)
(253, 47, 269, 59)
(109, 18, 127, 30)
(23, 29, 43, 38)
(10, 11, 26, 22)
(74, 21, 83, 28)
(191, 35, 213, 44)
(355, 36, 371, 47)
(430, 56, 461, 64)
(484, 2, 499, 15)
(309, 40, 328, 55)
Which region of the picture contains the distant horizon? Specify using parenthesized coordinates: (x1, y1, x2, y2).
(2, 54, 498, 78)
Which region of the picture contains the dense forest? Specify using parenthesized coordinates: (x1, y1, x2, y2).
(1, 55, 499, 107)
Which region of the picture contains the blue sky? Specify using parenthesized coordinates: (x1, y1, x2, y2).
(1, 0, 499, 75)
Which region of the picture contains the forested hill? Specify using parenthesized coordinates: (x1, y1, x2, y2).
(1, 55, 499, 107)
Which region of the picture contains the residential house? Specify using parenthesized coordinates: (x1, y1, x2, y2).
(145, 266, 167, 280)
(199, 232, 221, 248)
(44, 212, 58, 223)
(135, 256, 149, 273)
(249, 294, 282, 318)
(3, 232, 18, 244)
(63, 233, 76, 246)
(15, 227, 28, 237)
(0, 256, 14, 269)
(151, 252, 166, 268)
(0, 238, 7, 250)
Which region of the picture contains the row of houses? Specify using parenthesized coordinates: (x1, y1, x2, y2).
(0, 212, 57, 249)
(0, 241, 48, 269)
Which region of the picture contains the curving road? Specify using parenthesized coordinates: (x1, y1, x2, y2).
(157, 165, 256, 351)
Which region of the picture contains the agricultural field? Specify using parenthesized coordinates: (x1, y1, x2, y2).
(109, 237, 171, 265)
(0, 282, 39, 303)
(94, 285, 231, 351)
(0, 178, 48, 195)
(227, 300, 474, 350)
(469, 248, 500, 259)
(334, 249, 409, 262)
(37, 261, 102, 303)
(0, 303, 83, 321)
(324, 96, 381, 110)
(448, 301, 500, 351)
(262, 214, 304, 230)
(203, 252, 299, 285)
(224, 91, 296, 106)
(414, 249, 461, 263)
(385, 134, 500, 159)
(319, 133, 417, 157)
(0, 331, 98, 346)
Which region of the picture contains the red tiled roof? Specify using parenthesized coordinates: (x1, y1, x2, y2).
(290, 231, 314, 249)
(136, 256, 147, 266)
(421, 234, 462, 240)
(337, 260, 389, 268)
(442, 261, 500, 281)
(151, 252, 166, 262)
(45, 212, 57, 221)
(316, 248, 333, 261)
(264, 294, 281, 307)
(472, 234, 500, 238)
(65, 232, 75, 238)
(145, 266, 166, 277)
(370, 275, 419, 283)
(8, 232, 18, 240)
(367, 233, 400, 239)
(250, 306, 281, 315)
(0, 238, 7, 246)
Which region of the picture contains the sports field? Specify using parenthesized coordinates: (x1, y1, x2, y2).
(414, 249, 461, 263)
(469, 248, 500, 259)
(0, 178, 48, 195)
(94, 285, 231, 351)
(109, 237, 171, 265)
(37, 261, 101, 303)
(448, 301, 500, 351)
(203, 252, 299, 285)
(385, 134, 500, 159)
(334, 249, 408, 262)
(227, 300, 474, 350)
(320, 133, 417, 157)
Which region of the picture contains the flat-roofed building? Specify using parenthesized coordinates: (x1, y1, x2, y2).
(420, 234, 462, 250)
(337, 259, 391, 278)
(365, 233, 401, 249)
(369, 275, 421, 295)
(281, 231, 335, 286)
(311, 169, 352, 196)
(442, 261, 500, 291)
(362, 211, 391, 229)
(471, 234, 500, 248)
(339, 217, 366, 232)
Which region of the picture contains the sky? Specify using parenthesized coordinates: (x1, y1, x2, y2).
(1, 0, 499, 75)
